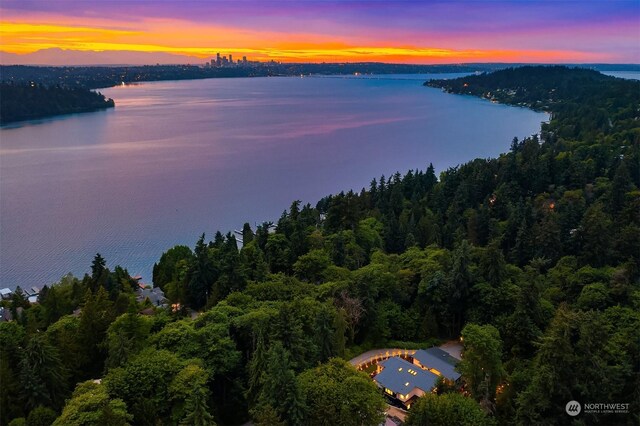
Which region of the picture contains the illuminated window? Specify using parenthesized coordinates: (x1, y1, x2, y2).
(405, 382, 409, 386)
(398, 368, 403, 372)
(385, 388, 393, 396)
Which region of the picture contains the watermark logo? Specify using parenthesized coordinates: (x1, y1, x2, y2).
(584, 403, 629, 415)
(566, 401, 581, 416)
(565, 400, 630, 416)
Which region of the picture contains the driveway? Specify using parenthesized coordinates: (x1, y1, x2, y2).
(349, 348, 417, 369)
(439, 340, 463, 360)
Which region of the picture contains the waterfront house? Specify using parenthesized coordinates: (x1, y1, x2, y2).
(23, 286, 40, 298)
(0, 288, 12, 300)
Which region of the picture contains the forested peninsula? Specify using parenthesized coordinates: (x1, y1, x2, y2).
(0, 82, 114, 125)
(1, 66, 638, 426)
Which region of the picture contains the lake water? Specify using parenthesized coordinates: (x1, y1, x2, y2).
(602, 71, 640, 80)
(0, 74, 548, 289)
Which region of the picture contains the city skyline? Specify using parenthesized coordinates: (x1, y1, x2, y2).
(1, 0, 638, 65)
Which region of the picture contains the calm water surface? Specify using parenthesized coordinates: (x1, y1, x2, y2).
(0, 74, 547, 288)
(602, 71, 640, 80)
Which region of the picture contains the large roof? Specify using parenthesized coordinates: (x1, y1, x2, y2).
(374, 357, 439, 396)
(413, 347, 461, 381)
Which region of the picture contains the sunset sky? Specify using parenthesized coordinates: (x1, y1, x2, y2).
(1, 0, 638, 65)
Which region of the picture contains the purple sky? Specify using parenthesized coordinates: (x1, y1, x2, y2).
(1, 0, 638, 63)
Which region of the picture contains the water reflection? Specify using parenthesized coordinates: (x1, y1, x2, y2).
(0, 74, 547, 288)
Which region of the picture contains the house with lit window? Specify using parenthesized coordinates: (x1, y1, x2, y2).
(372, 346, 461, 408)
(373, 357, 439, 409)
(411, 347, 461, 382)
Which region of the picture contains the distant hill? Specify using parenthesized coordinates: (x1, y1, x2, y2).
(0, 48, 203, 66)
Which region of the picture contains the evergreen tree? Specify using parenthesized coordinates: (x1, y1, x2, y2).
(240, 241, 269, 282)
(19, 334, 68, 410)
(180, 385, 216, 426)
(610, 160, 632, 214)
(91, 253, 107, 290)
(533, 211, 562, 263)
(79, 287, 115, 376)
(458, 324, 504, 412)
(315, 305, 335, 362)
(188, 234, 216, 309)
(247, 330, 268, 402)
(259, 343, 306, 425)
(242, 222, 254, 246)
(579, 202, 612, 267)
(447, 240, 472, 334)
(503, 270, 548, 358)
(480, 240, 506, 286)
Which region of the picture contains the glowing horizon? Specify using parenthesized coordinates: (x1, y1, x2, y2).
(1, 1, 638, 65)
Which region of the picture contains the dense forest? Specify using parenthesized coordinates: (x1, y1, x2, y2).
(1, 66, 638, 426)
(0, 82, 114, 124)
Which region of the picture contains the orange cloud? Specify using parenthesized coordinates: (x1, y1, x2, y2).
(0, 17, 604, 64)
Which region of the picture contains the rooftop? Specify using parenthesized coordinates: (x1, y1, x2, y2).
(23, 286, 41, 297)
(413, 347, 461, 381)
(374, 357, 439, 396)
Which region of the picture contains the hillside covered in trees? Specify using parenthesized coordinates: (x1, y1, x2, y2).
(0, 82, 114, 124)
(427, 66, 640, 141)
(1, 66, 638, 426)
